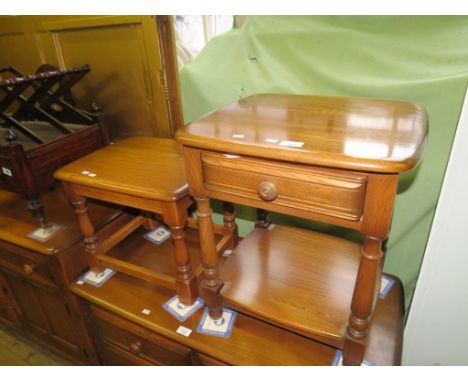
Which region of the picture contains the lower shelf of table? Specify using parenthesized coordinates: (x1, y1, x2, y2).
(220, 224, 365, 348)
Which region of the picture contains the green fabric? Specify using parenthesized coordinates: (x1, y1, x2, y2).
(179, 16, 468, 310)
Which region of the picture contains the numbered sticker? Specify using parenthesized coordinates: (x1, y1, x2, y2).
(2, 167, 12, 177)
(176, 326, 192, 337)
(279, 140, 304, 148)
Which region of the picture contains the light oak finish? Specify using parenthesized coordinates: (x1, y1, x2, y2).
(201, 151, 367, 223)
(176, 93, 427, 365)
(55, 137, 188, 201)
(177, 93, 427, 173)
(55, 137, 237, 305)
(71, 270, 404, 365)
(220, 224, 360, 347)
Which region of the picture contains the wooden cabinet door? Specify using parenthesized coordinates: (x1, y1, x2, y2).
(0, 269, 86, 363)
(0, 271, 23, 328)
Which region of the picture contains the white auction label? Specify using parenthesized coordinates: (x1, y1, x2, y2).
(176, 326, 192, 337)
(1, 167, 12, 176)
(279, 140, 304, 148)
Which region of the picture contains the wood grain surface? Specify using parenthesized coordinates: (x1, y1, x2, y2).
(55, 137, 188, 201)
(176, 93, 427, 173)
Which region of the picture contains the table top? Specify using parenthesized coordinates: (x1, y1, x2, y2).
(54, 137, 188, 202)
(0, 187, 121, 255)
(176, 93, 428, 173)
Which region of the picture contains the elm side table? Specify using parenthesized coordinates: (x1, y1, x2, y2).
(176, 94, 427, 365)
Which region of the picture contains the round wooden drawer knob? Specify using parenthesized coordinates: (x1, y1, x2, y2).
(23, 264, 34, 276)
(129, 341, 142, 355)
(257, 181, 278, 202)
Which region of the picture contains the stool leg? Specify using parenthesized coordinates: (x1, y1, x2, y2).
(142, 211, 158, 230)
(343, 236, 383, 365)
(162, 201, 197, 306)
(196, 198, 223, 320)
(27, 196, 49, 229)
(68, 192, 104, 273)
(222, 201, 238, 250)
(255, 208, 271, 229)
(170, 225, 197, 305)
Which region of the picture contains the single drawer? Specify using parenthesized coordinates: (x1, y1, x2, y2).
(196, 352, 229, 366)
(0, 242, 56, 288)
(91, 306, 192, 366)
(100, 341, 154, 366)
(200, 152, 367, 222)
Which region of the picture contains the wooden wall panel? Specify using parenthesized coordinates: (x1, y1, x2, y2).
(0, 16, 177, 139)
(0, 17, 43, 74)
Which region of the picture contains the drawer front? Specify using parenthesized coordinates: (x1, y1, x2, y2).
(0, 242, 56, 287)
(196, 353, 229, 366)
(91, 307, 192, 366)
(201, 152, 367, 222)
(100, 341, 153, 366)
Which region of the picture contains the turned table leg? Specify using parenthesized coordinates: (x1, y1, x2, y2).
(222, 201, 238, 250)
(343, 236, 383, 365)
(64, 185, 104, 273)
(255, 208, 271, 229)
(171, 225, 197, 305)
(196, 197, 223, 320)
(142, 211, 158, 230)
(162, 201, 197, 306)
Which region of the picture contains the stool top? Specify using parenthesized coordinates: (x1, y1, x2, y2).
(176, 94, 428, 173)
(55, 137, 188, 201)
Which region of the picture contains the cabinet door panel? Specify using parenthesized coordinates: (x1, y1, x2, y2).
(37, 16, 172, 138)
(0, 271, 22, 328)
(34, 288, 76, 346)
(2, 273, 49, 333)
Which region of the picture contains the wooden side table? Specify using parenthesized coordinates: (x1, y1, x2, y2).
(176, 94, 427, 365)
(54, 137, 237, 306)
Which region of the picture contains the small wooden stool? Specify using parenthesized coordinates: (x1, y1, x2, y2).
(55, 137, 238, 306)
